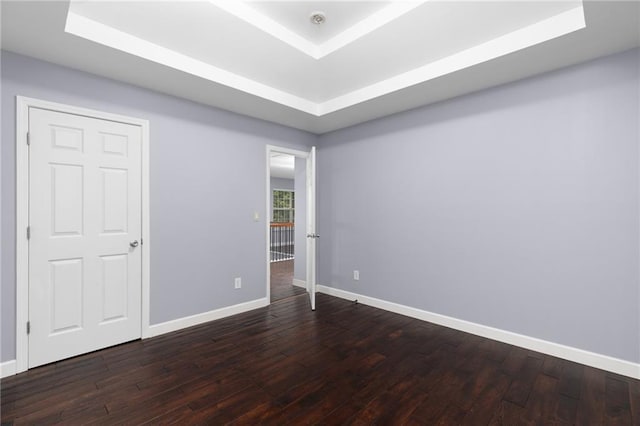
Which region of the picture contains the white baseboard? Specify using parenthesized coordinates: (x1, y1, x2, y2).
(2, 299, 268, 377)
(292, 279, 306, 289)
(1, 359, 17, 378)
(146, 297, 269, 338)
(317, 285, 640, 380)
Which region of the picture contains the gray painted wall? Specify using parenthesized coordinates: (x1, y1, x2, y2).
(294, 157, 307, 282)
(2, 47, 639, 366)
(1, 51, 315, 362)
(317, 48, 640, 363)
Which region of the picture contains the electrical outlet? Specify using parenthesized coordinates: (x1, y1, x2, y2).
(234, 277, 242, 289)
(353, 270, 360, 281)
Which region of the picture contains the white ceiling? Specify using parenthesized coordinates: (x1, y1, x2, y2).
(270, 153, 295, 179)
(248, 1, 390, 45)
(2, 1, 639, 134)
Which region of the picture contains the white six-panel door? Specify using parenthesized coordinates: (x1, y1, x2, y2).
(28, 107, 142, 368)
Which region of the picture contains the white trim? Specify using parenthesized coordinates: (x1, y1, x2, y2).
(272, 188, 295, 223)
(208, 0, 426, 60)
(140, 122, 152, 339)
(317, 285, 640, 380)
(318, 2, 426, 59)
(266, 145, 310, 159)
(1, 360, 17, 378)
(208, 0, 317, 58)
(292, 279, 306, 289)
(15, 97, 29, 374)
(64, 12, 318, 116)
(305, 147, 317, 311)
(63, 5, 584, 116)
(320, 6, 585, 115)
(147, 298, 269, 338)
(15, 96, 151, 373)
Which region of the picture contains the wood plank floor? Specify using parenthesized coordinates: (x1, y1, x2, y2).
(2, 292, 638, 425)
(270, 259, 305, 302)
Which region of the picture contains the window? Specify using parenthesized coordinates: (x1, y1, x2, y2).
(272, 190, 295, 223)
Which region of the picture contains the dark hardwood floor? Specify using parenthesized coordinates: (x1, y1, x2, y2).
(270, 259, 305, 302)
(2, 292, 638, 424)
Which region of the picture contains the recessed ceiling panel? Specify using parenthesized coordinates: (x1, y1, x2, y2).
(68, 1, 320, 99)
(248, 1, 390, 44)
(66, 0, 586, 106)
(2, 1, 638, 133)
(315, 0, 584, 102)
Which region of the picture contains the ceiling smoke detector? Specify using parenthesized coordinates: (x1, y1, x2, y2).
(310, 11, 326, 25)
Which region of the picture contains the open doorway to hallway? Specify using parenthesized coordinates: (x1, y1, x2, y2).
(269, 152, 306, 302)
(270, 259, 304, 301)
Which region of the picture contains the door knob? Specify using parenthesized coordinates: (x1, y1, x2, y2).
(130, 240, 139, 248)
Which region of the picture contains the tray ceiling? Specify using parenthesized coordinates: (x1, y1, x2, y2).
(2, 1, 639, 134)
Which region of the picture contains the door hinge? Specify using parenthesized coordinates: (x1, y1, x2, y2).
(27, 321, 30, 335)
(26, 226, 30, 240)
(26, 132, 30, 146)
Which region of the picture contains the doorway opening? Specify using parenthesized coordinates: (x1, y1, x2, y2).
(269, 152, 305, 302)
(270, 187, 295, 262)
(266, 145, 316, 309)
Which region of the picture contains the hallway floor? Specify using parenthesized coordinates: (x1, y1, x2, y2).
(270, 259, 305, 302)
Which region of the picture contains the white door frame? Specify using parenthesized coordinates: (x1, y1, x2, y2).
(15, 96, 151, 373)
(265, 145, 311, 303)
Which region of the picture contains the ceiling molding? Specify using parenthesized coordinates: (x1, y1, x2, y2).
(64, 4, 585, 117)
(3, 1, 638, 134)
(210, 0, 426, 59)
(316, 2, 425, 58)
(320, 6, 586, 115)
(64, 11, 320, 115)
(209, 0, 319, 58)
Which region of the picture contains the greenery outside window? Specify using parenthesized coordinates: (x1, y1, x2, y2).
(273, 190, 295, 223)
